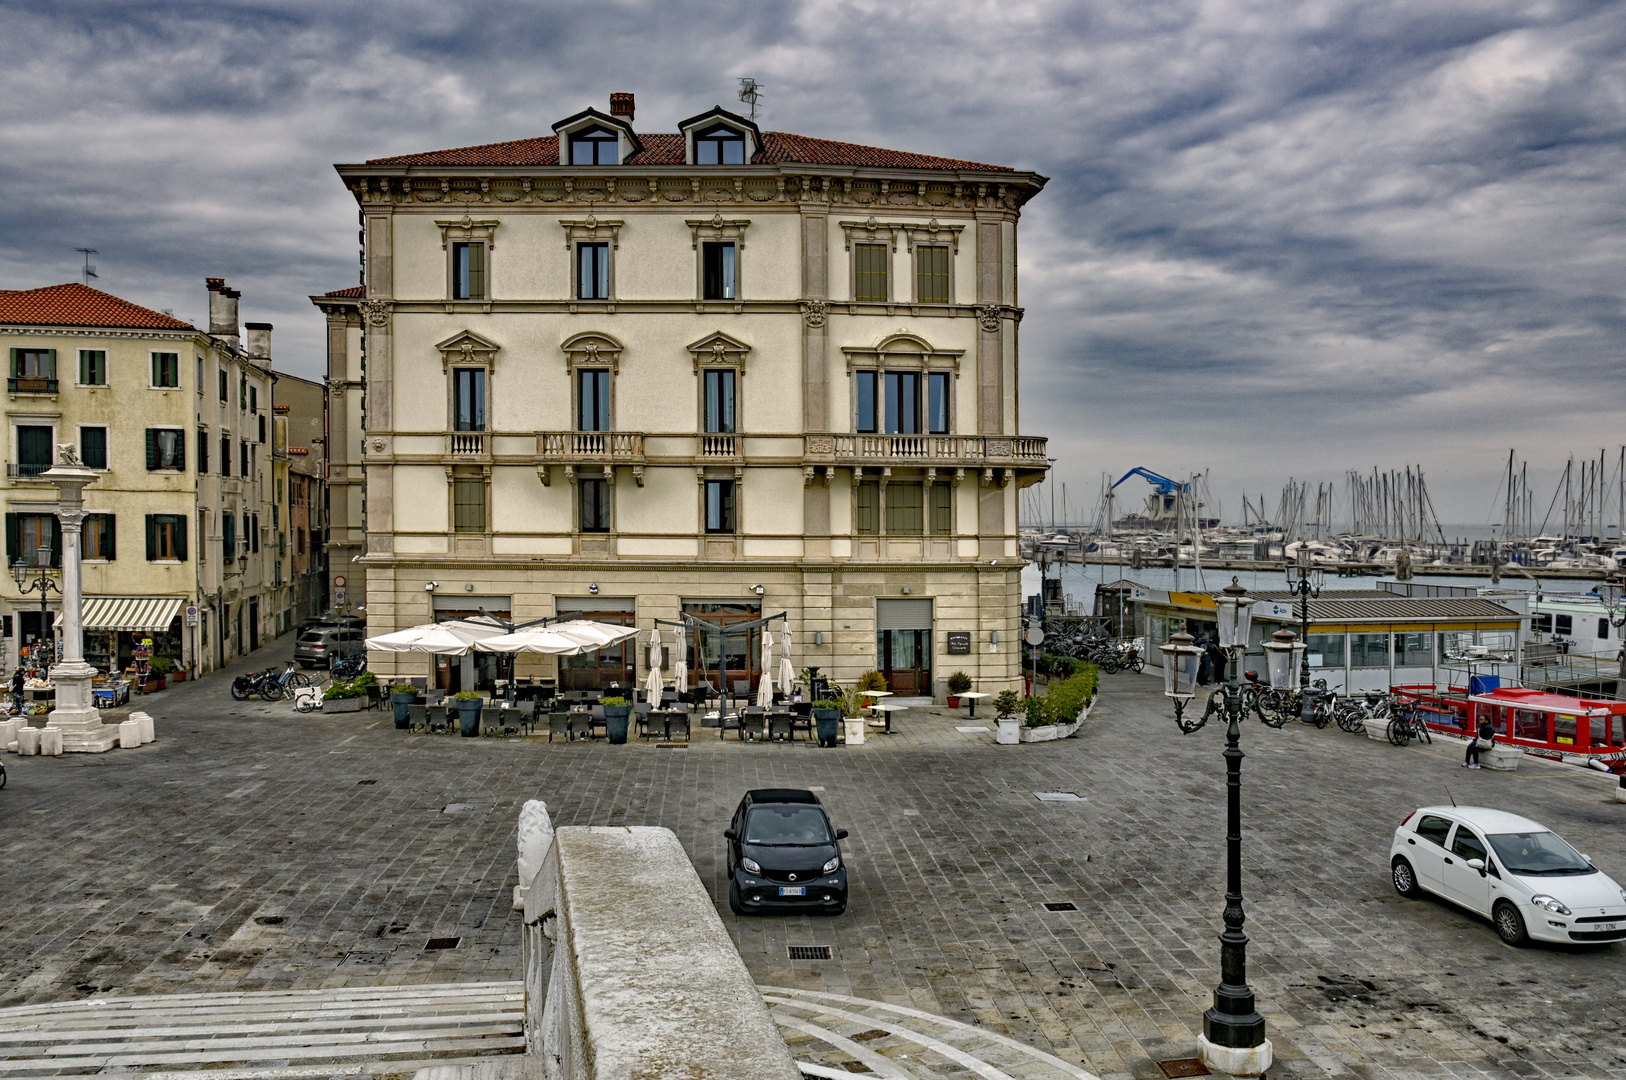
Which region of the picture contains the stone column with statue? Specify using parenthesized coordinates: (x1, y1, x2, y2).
(41, 444, 118, 752)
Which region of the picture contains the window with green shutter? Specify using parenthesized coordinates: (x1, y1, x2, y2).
(855, 480, 880, 535)
(9, 348, 57, 392)
(146, 514, 186, 561)
(6, 512, 60, 567)
(885, 482, 924, 535)
(854, 244, 888, 302)
(151, 352, 180, 387)
(84, 514, 115, 559)
(453, 478, 486, 532)
(915, 245, 950, 303)
(79, 350, 107, 386)
(929, 483, 953, 535)
(145, 428, 185, 471)
(222, 512, 236, 560)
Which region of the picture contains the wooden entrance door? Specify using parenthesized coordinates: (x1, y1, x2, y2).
(878, 629, 931, 695)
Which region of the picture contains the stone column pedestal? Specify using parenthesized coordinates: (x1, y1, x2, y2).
(41, 456, 119, 753)
(48, 659, 116, 752)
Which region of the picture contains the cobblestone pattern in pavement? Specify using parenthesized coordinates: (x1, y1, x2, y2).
(2, 638, 1624, 1080)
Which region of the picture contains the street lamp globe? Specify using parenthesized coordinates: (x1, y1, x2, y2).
(1213, 577, 1255, 650)
(10, 558, 27, 587)
(35, 543, 49, 567)
(1160, 630, 1203, 702)
(1262, 628, 1304, 690)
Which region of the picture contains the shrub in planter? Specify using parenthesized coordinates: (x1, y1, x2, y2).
(600, 696, 632, 744)
(811, 699, 843, 747)
(323, 679, 366, 713)
(946, 670, 972, 707)
(993, 690, 1021, 719)
(389, 682, 417, 728)
(453, 690, 482, 737)
(149, 657, 173, 677)
(856, 670, 889, 693)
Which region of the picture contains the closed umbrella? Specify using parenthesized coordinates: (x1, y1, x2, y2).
(645, 628, 663, 704)
(778, 625, 795, 698)
(757, 630, 775, 708)
(673, 625, 688, 697)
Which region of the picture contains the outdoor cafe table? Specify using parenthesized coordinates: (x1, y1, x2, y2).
(958, 691, 992, 719)
(866, 702, 905, 734)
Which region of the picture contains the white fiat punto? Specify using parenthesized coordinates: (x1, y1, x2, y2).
(1389, 806, 1626, 947)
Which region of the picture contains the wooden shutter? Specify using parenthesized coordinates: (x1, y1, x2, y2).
(5, 513, 17, 565)
(44, 349, 57, 379)
(7, 348, 16, 379)
(145, 429, 158, 470)
(468, 243, 485, 299)
(173, 515, 188, 561)
(49, 516, 61, 567)
(145, 515, 157, 561)
(176, 430, 186, 472)
(104, 514, 117, 560)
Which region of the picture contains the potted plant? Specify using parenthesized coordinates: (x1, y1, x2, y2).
(323, 679, 366, 713)
(811, 699, 843, 747)
(169, 661, 188, 683)
(146, 656, 171, 691)
(993, 690, 1022, 745)
(835, 687, 868, 746)
(946, 670, 972, 708)
(390, 681, 417, 729)
(453, 690, 482, 736)
(601, 695, 632, 744)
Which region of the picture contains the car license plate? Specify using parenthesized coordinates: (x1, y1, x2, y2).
(778, 886, 805, 897)
(1602, 922, 1618, 932)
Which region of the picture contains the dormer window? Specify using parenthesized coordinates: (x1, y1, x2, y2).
(569, 126, 620, 165)
(694, 124, 746, 165)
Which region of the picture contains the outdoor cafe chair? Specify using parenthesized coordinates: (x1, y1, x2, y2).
(661, 710, 690, 742)
(547, 710, 569, 742)
(567, 710, 594, 741)
(739, 709, 766, 741)
(406, 703, 428, 731)
(718, 710, 743, 740)
(425, 704, 449, 733)
(731, 679, 752, 699)
(516, 699, 538, 734)
(767, 712, 795, 742)
(640, 710, 668, 740)
(425, 689, 446, 705)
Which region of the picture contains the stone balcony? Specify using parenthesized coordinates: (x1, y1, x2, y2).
(802, 433, 1048, 484)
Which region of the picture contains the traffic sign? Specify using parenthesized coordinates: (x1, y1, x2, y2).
(333, 574, 347, 588)
(1024, 625, 1045, 647)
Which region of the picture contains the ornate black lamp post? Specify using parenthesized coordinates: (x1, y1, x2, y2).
(1160, 578, 1299, 1076)
(12, 545, 59, 667)
(1285, 548, 1324, 691)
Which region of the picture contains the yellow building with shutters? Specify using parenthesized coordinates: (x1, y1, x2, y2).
(0, 281, 276, 676)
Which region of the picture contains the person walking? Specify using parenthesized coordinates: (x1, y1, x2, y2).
(10, 667, 24, 716)
(1463, 714, 1494, 768)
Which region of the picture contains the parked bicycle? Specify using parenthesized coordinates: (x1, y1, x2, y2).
(1387, 699, 1433, 746)
(229, 667, 292, 701)
(329, 653, 367, 681)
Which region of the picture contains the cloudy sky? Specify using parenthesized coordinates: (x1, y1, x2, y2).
(3, 0, 1623, 526)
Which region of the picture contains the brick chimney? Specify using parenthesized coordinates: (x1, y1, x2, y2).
(245, 321, 272, 361)
(610, 92, 634, 121)
(205, 277, 240, 348)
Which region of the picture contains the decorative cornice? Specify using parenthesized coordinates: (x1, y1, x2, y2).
(358, 300, 392, 327)
(0, 326, 201, 343)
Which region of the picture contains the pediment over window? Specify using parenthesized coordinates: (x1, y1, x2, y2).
(686, 330, 752, 373)
(562, 331, 625, 372)
(841, 333, 963, 372)
(435, 329, 501, 371)
(552, 108, 642, 165)
(678, 107, 762, 165)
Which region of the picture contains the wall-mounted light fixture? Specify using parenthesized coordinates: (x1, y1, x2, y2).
(589, 583, 599, 594)
(425, 581, 439, 592)
(990, 630, 998, 644)
(901, 586, 911, 595)
(464, 583, 474, 591)
(751, 584, 764, 596)
(814, 630, 823, 645)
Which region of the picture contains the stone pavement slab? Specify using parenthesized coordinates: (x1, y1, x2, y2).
(2, 642, 1623, 1080)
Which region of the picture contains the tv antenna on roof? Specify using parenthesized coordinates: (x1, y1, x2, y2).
(737, 78, 763, 121)
(75, 248, 98, 285)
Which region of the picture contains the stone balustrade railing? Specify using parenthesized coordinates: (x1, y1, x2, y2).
(804, 432, 1049, 467)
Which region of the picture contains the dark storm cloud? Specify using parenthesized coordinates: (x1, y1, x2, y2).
(2, 0, 1624, 520)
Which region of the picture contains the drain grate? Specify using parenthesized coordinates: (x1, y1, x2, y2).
(425, 937, 461, 951)
(1043, 902, 1078, 912)
(788, 945, 832, 960)
(1157, 1058, 1210, 1078)
(254, 916, 285, 925)
(1034, 791, 1085, 802)
(850, 1029, 889, 1042)
(357, 779, 377, 785)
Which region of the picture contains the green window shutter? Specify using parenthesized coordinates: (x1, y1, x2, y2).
(49, 516, 62, 567)
(469, 243, 485, 299)
(5, 513, 18, 566)
(44, 349, 57, 379)
(145, 429, 158, 470)
(173, 515, 188, 562)
(176, 431, 187, 472)
(145, 515, 157, 561)
(105, 514, 117, 560)
(7, 348, 16, 379)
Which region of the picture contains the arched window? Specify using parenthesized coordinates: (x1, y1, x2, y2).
(569, 126, 620, 165)
(694, 124, 746, 165)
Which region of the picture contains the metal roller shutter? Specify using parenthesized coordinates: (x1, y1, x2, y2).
(876, 598, 932, 631)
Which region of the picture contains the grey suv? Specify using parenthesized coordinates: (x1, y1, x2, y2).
(295, 627, 364, 669)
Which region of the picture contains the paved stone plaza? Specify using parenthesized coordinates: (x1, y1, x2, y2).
(2, 638, 1623, 1080)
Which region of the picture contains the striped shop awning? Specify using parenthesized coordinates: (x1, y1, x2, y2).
(77, 596, 187, 633)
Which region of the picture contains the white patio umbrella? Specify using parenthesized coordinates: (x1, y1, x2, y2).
(778, 625, 796, 697)
(476, 626, 594, 655)
(672, 625, 688, 696)
(545, 620, 640, 650)
(757, 630, 775, 707)
(645, 628, 664, 703)
(365, 619, 508, 655)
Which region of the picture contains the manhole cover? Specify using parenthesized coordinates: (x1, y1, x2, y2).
(1157, 1058, 1210, 1078)
(442, 804, 486, 814)
(788, 945, 832, 960)
(1043, 902, 1077, 912)
(1034, 791, 1085, 802)
(254, 916, 286, 926)
(425, 937, 461, 950)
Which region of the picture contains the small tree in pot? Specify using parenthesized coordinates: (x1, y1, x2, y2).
(993, 689, 1023, 745)
(946, 671, 972, 708)
(453, 690, 482, 737)
(600, 695, 632, 744)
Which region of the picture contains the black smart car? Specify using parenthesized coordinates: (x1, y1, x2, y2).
(725, 789, 848, 915)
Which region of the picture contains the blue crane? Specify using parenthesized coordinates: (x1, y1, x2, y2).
(1110, 467, 1189, 496)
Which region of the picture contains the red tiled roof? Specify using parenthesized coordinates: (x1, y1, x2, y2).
(366, 131, 1012, 172)
(0, 283, 193, 331)
(323, 285, 365, 298)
